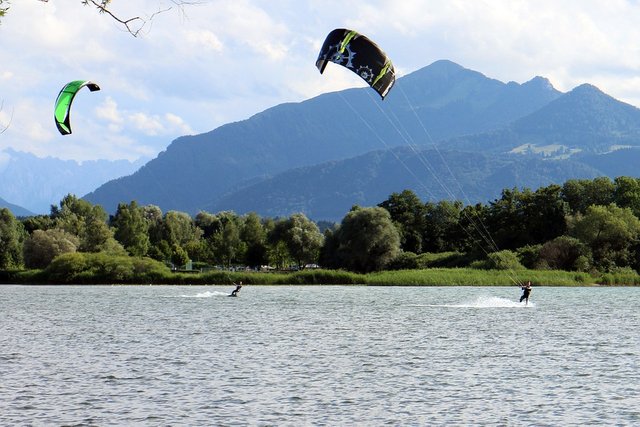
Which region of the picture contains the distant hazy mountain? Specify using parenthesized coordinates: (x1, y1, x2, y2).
(84, 60, 562, 214)
(0, 149, 144, 214)
(0, 196, 33, 217)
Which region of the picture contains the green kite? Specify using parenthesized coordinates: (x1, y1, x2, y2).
(54, 80, 100, 135)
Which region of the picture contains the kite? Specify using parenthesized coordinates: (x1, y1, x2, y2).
(54, 80, 101, 135)
(316, 29, 395, 99)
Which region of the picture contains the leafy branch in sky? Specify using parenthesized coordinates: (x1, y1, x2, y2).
(0, 0, 9, 20)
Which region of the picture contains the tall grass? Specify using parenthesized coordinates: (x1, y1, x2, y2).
(366, 268, 595, 286)
(4, 259, 639, 286)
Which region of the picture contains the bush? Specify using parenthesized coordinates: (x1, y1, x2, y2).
(516, 245, 542, 269)
(486, 250, 524, 270)
(417, 251, 473, 268)
(538, 236, 590, 271)
(47, 252, 87, 283)
(45, 252, 171, 284)
(387, 252, 420, 270)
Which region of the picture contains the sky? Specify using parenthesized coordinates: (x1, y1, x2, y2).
(2, 0, 640, 163)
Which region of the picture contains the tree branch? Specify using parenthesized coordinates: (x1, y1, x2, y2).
(33, 0, 207, 37)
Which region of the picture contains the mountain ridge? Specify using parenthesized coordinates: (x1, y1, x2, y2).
(84, 60, 565, 214)
(0, 148, 144, 214)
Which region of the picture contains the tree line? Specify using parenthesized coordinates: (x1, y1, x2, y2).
(1, 176, 640, 275)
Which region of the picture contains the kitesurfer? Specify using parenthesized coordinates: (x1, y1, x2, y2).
(520, 281, 532, 305)
(230, 281, 242, 297)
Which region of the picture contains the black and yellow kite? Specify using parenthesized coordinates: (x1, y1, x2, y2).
(316, 29, 395, 99)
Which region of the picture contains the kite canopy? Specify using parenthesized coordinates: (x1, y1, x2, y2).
(54, 80, 101, 135)
(316, 28, 396, 99)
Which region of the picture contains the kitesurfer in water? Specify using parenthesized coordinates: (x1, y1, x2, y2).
(230, 281, 242, 297)
(520, 281, 532, 305)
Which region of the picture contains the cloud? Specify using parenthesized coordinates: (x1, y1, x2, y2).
(185, 29, 225, 52)
(164, 113, 194, 135)
(128, 111, 193, 137)
(5, 0, 640, 164)
(95, 97, 124, 132)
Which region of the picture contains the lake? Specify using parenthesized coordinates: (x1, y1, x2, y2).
(1, 285, 638, 426)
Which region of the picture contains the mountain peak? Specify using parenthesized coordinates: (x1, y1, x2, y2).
(523, 76, 556, 92)
(569, 83, 606, 96)
(428, 59, 465, 72)
(402, 60, 477, 83)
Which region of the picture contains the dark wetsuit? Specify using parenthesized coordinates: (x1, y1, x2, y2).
(230, 284, 242, 297)
(520, 286, 531, 303)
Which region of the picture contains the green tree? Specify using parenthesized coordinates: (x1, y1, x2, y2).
(241, 212, 268, 268)
(456, 202, 490, 254)
(278, 213, 324, 268)
(21, 215, 54, 234)
(379, 190, 427, 253)
(112, 201, 150, 256)
(210, 216, 244, 267)
(50, 194, 111, 251)
(170, 243, 190, 269)
(613, 176, 640, 218)
(569, 204, 640, 270)
(81, 214, 116, 253)
(194, 211, 219, 239)
(143, 204, 164, 248)
(0, 208, 24, 269)
(268, 240, 291, 270)
(318, 226, 340, 269)
(423, 200, 463, 252)
(485, 186, 567, 250)
(23, 229, 79, 269)
(334, 206, 401, 273)
(561, 177, 615, 214)
(162, 210, 201, 247)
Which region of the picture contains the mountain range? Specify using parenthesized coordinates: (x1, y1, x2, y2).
(4, 60, 640, 221)
(85, 60, 640, 221)
(0, 148, 143, 215)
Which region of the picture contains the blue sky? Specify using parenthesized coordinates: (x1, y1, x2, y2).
(2, 0, 640, 162)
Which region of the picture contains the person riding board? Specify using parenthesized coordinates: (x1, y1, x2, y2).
(520, 281, 532, 305)
(230, 281, 243, 297)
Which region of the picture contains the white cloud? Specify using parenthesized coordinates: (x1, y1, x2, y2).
(4, 0, 640, 163)
(129, 112, 165, 136)
(125, 110, 192, 136)
(164, 113, 194, 135)
(95, 97, 124, 131)
(185, 29, 225, 52)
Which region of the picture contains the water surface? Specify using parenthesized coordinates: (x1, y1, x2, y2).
(1, 285, 638, 425)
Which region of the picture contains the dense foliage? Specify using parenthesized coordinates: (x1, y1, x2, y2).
(2, 177, 640, 282)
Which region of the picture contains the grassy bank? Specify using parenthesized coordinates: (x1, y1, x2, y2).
(2, 253, 639, 285)
(366, 268, 597, 286)
(3, 265, 636, 286)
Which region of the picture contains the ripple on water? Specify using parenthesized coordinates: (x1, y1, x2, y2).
(1, 285, 638, 425)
